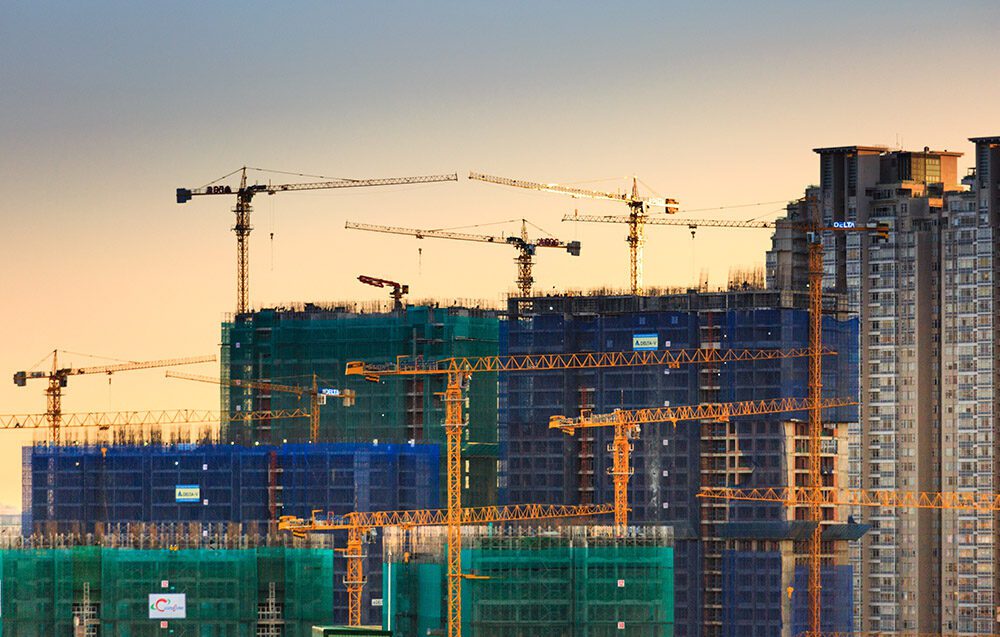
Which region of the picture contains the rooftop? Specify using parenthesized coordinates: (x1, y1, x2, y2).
(813, 145, 889, 154)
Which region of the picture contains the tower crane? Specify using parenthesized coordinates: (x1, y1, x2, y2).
(549, 396, 859, 530)
(358, 275, 409, 311)
(575, 205, 889, 636)
(345, 219, 581, 296)
(176, 167, 458, 314)
(469, 172, 677, 294)
(346, 344, 826, 637)
(165, 371, 355, 442)
(13, 352, 216, 440)
(278, 502, 615, 627)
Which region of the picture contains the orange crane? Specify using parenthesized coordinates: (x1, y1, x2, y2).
(345, 219, 581, 296)
(346, 345, 825, 637)
(177, 167, 458, 314)
(358, 275, 409, 310)
(165, 371, 355, 442)
(469, 172, 677, 294)
(13, 352, 216, 440)
(549, 396, 859, 530)
(278, 502, 615, 627)
(0, 407, 309, 430)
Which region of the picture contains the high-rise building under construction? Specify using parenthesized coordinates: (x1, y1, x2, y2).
(500, 289, 861, 637)
(768, 137, 1000, 634)
(221, 302, 501, 508)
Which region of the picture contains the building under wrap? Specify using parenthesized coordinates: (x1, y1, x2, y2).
(22, 441, 439, 627)
(222, 303, 500, 507)
(382, 525, 675, 637)
(0, 546, 334, 636)
(500, 290, 861, 637)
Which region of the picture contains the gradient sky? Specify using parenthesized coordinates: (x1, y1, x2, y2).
(1, 0, 998, 509)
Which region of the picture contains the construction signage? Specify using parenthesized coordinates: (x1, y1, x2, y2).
(148, 593, 186, 619)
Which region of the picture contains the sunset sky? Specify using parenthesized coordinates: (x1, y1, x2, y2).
(1, 0, 997, 508)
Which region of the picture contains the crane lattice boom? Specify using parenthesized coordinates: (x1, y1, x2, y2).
(550, 396, 858, 431)
(348, 346, 832, 378)
(698, 486, 1000, 512)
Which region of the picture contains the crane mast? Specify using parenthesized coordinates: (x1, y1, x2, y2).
(177, 167, 458, 314)
(346, 219, 580, 296)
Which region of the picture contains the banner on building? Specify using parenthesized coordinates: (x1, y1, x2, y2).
(175, 485, 200, 503)
(632, 334, 659, 351)
(149, 593, 186, 619)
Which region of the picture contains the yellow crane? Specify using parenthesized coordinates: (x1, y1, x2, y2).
(13, 351, 216, 440)
(346, 344, 825, 637)
(177, 167, 458, 314)
(469, 172, 677, 294)
(279, 502, 615, 627)
(345, 219, 580, 296)
(549, 396, 859, 530)
(165, 371, 355, 442)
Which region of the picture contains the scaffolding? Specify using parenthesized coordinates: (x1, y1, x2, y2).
(382, 525, 675, 637)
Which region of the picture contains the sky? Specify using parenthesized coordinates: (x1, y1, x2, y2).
(1, 0, 998, 509)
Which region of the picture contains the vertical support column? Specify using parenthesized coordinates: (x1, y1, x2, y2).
(343, 525, 366, 627)
(515, 249, 534, 297)
(626, 204, 645, 295)
(444, 370, 465, 637)
(610, 418, 634, 532)
(46, 376, 61, 442)
(233, 169, 253, 315)
(807, 239, 824, 637)
(310, 374, 320, 442)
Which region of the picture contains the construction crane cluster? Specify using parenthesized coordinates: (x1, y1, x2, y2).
(346, 219, 580, 296)
(9, 163, 980, 637)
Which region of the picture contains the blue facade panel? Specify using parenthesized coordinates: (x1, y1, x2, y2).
(500, 294, 859, 637)
(722, 552, 853, 636)
(23, 442, 439, 534)
(722, 550, 785, 637)
(792, 564, 854, 634)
